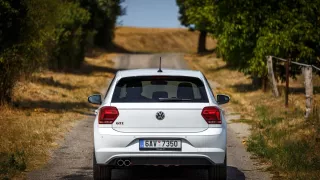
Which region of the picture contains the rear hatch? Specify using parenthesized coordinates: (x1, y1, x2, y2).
(111, 103, 209, 133)
(110, 75, 210, 133)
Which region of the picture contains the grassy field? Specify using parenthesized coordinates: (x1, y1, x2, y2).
(185, 54, 320, 179)
(113, 26, 216, 53)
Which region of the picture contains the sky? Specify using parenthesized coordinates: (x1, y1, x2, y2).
(118, 0, 184, 28)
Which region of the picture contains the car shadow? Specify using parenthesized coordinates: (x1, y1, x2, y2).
(60, 166, 245, 180)
(227, 166, 246, 180)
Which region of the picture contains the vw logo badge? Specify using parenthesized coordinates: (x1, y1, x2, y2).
(156, 111, 165, 120)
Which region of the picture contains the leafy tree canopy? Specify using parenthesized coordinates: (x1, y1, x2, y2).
(177, 0, 320, 77)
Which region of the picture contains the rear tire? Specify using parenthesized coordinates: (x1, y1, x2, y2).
(93, 152, 112, 180)
(208, 155, 227, 180)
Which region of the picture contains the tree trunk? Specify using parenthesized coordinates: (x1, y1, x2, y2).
(303, 66, 313, 118)
(267, 56, 279, 97)
(262, 76, 268, 92)
(94, 19, 114, 48)
(252, 76, 262, 89)
(197, 30, 207, 53)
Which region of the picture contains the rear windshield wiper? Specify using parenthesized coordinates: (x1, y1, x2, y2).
(158, 98, 192, 102)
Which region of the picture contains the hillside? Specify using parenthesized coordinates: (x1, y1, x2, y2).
(113, 26, 216, 53)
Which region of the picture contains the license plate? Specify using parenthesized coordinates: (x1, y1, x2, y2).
(139, 139, 182, 150)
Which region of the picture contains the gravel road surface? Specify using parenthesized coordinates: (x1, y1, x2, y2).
(28, 53, 271, 180)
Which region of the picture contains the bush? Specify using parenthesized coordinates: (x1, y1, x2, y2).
(0, 0, 58, 104)
(0, 0, 124, 104)
(49, 2, 90, 70)
(0, 151, 26, 179)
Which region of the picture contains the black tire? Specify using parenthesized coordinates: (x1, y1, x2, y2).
(208, 155, 227, 180)
(93, 152, 112, 180)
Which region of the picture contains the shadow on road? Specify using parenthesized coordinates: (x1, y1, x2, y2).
(60, 166, 245, 180)
(227, 166, 246, 180)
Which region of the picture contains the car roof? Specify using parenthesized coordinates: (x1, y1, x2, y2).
(117, 68, 203, 79)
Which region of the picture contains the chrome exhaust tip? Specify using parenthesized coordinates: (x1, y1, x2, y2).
(124, 160, 131, 166)
(117, 159, 124, 166)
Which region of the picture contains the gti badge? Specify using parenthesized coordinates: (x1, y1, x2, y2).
(156, 111, 165, 120)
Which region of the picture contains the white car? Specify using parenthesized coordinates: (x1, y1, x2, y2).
(88, 68, 229, 180)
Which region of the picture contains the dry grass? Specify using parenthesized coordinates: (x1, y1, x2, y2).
(185, 54, 320, 179)
(0, 49, 117, 179)
(113, 26, 216, 53)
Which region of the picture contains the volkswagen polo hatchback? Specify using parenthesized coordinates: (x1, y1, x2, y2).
(88, 69, 229, 180)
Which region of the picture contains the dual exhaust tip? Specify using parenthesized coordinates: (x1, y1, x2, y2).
(117, 159, 131, 166)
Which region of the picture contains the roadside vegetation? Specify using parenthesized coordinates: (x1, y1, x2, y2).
(0, 51, 117, 179)
(185, 54, 320, 179)
(177, 1, 320, 179)
(0, 0, 123, 104)
(0, 0, 123, 178)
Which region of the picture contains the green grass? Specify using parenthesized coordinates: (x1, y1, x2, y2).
(0, 151, 26, 180)
(247, 105, 320, 179)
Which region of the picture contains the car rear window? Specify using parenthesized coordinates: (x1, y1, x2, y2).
(111, 76, 208, 103)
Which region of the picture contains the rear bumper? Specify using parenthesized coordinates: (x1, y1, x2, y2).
(94, 127, 226, 166)
(108, 156, 213, 166)
(95, 151, 225, 166)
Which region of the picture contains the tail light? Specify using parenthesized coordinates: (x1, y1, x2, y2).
(201, 106, 221, 124)
(99, 106, 119, 124)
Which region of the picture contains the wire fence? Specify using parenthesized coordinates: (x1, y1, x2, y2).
(266, 56, 318, 118)
(269, 55, 320, 69)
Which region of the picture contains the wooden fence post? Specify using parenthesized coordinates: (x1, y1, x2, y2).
(285, 58, 290, 107)
(267, 56, 279, 97)
(303, 66, 313, 118)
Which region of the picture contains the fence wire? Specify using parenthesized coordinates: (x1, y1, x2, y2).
(268, 56, 320, 70)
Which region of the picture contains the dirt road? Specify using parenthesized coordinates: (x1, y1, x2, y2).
(28, 53, 271, 180)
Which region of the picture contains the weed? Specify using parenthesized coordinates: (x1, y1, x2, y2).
(247, 133, 273, 158)
(262, 117, 284, 126)
(255, 105, 268, 120)
(0, 151, 26, 179)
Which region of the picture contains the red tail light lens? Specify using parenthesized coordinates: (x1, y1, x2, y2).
(201, 106, 221, 124)
(99, 106, 119, 124)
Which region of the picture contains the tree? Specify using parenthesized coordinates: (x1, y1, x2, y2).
(49, 1, 90, 70)
(78, 0, 125, 48)
(178, 0, 320, 82)
(214, 0, 320, 78)
(0, 0, 124, 104)
(176, 0, 210, 53)
(0, 0, 59, 103)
